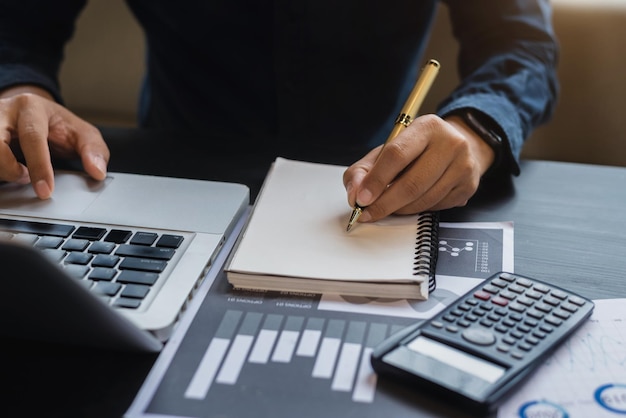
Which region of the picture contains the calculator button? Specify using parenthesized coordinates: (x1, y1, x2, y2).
(525, 290, 543, 300)
(499, 290, 517, 300)
(508, 303, 526, 313)
(495, 325, 509, 333)
(526, 309, 545, 320)
(450, 309, 464, 317)
(465, 314, 479, 322)
(472, 309, 487, 317)
(511, 351, 524, 360)
(494, 307, 508, 316)
(560, 302, 579, 313)
(515, 278, 533, 288)
(492, 297, 509, 307)
(545, 316, 563, 326)
(431, 321, 444, 329)
(535, 303, 553, 313)
(487, 314, 500, 322)
(446, 325, 459, 333)
(518, 343, 532, 351)
(550, 290, 568, 300)
(491, 278, 509, 288)
(553, 310, 571, 320)
(510, 331, 524, 339)
(496, 344, 510, 353)
(502, 319, 516, 328)
(532, 283, 550, 293)
(517, 325, 531, 333)
(462, 328, 496, 346)
(517, 297, 534, 306)
(479, 302, 494, 311)
(443, 314, 456, 322)
(498, 272, 516, 282)
(482, 284, 500, 294)
(503, 336, 516, 345)
(539, 324, 554, 333)
(508, 284, 526, 294)
(543, 296, 561, 306)
(525, 336, 540, 345)
(458, 303, 472, 311)
(474, 290, 491, 301)
(524, 318, 539, 327)
(457, 320, 471, 328)
(532, 330, 547, 339)
(479, 319, 494, 328)
(568, 296, 586, 306)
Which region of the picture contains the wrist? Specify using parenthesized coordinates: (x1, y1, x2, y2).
(447, 109, 503, 178)
(0, 84, 55, 101)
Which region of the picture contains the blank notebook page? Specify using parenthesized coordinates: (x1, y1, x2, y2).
(228, 157, 421, 283)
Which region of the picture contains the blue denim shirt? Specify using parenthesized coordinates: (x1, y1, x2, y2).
(0, 0, 558, 176)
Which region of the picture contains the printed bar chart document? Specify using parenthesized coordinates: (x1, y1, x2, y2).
(225, 158, 439, 299)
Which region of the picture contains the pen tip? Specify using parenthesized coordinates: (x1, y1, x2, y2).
(346, 206, 363, 233)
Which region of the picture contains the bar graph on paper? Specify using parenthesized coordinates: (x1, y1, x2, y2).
(184, 310, 405, 404)
(137, 222, 512, 418)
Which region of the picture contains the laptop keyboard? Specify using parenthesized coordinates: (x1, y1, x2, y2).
(0, 217, 185, 310)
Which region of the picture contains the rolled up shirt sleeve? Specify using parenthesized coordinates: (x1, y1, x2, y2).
(438, 0, 559, 176)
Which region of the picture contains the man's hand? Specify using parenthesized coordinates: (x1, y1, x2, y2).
(0, 85, 110, 199)
(343, 114, 495, 223)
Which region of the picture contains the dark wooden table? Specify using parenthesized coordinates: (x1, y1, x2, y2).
(2, 127, 625, 417)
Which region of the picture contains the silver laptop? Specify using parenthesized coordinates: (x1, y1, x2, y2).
(0, 170, 249, 352)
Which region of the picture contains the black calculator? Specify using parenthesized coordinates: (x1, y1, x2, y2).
(370, 271, 594, 414)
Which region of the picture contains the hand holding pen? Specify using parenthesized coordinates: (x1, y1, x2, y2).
(344, 59, 498, 231)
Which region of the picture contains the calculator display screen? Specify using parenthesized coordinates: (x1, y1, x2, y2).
(407, 336, 506, 384)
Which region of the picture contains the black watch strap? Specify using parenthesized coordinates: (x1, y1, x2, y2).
(454, 109, 503, 175)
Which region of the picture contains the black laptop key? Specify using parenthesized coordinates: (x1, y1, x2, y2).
(62, 238, 90, 252)
(73, 226, 107, 240)
(119, 257, 167, 273)
(104, 229, 132, 244)
(117, 270, 159, 286)
(88, 241, 116, 254)
(130, 232, 158, 246)
(121, 284, 151, 299)
(65, 252, 93, 265)
(35, 236, 64, 249)
(93, 281, 122, 296)
(156, 234, 184, 248)
(64, 264, 90, 279)
(89, 267, 116, 281)
(115, 244, 175, 260)
(0, 218, 74, 237)
(114, 297, 142, 309)
(92, 254, 120, 268)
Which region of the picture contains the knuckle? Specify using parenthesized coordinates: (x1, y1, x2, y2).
(398, 177, 425, 200)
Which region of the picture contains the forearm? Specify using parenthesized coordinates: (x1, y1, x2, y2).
(438, 0, 559, 174)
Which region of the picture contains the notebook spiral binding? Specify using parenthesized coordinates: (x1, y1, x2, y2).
(414, 211, 440, 293)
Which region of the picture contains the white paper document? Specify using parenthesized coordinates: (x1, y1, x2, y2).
(498, 298, 626, 418)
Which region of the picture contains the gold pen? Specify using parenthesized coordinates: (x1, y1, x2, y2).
(346, 59, 440, 232)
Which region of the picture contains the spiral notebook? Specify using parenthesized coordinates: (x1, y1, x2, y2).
(225, 157, 439, 299)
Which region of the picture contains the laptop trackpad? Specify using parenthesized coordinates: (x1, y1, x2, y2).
(0, 173, 109, 217)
